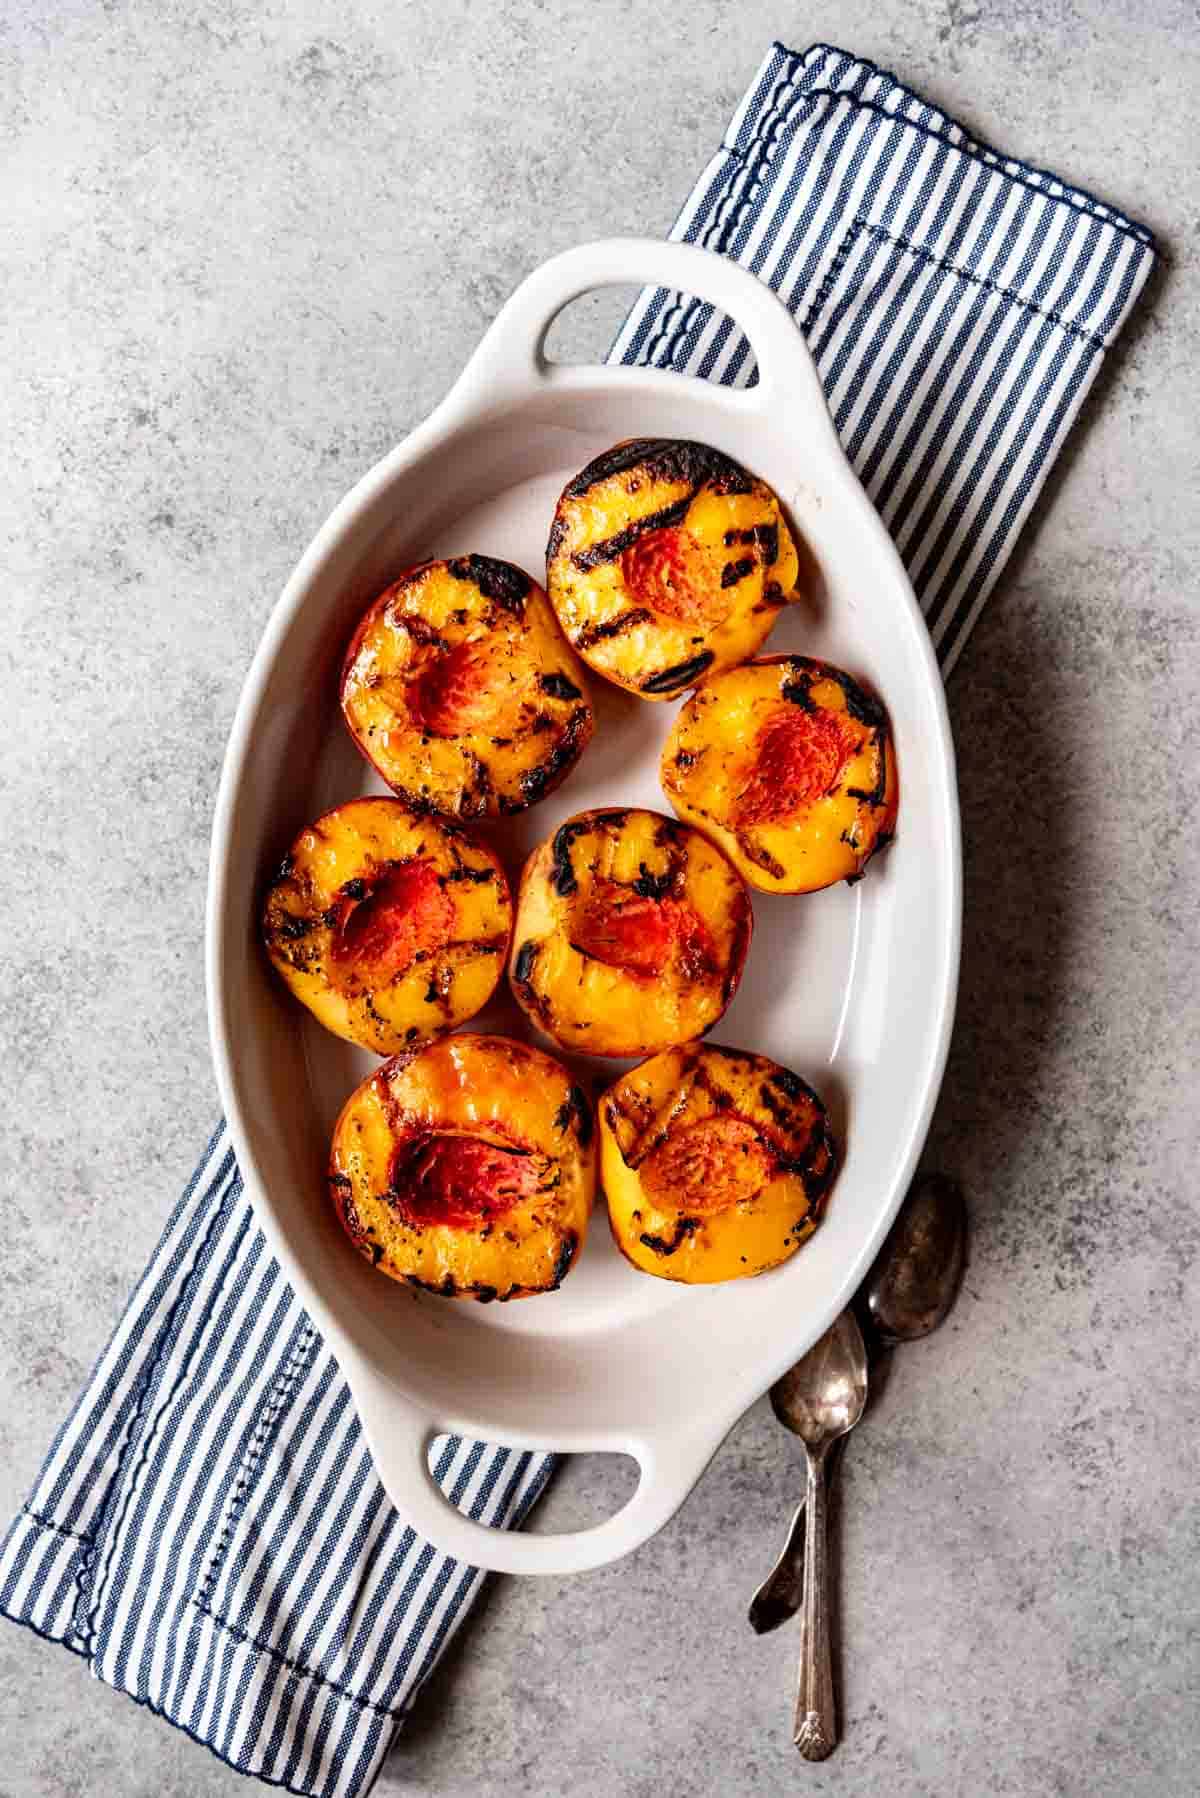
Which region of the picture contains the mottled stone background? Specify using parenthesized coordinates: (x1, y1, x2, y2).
(1, 2, 1197, 1794)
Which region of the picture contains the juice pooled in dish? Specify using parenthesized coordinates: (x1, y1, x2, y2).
(329, 1034, 594, 1301)
(600, 1043, 837, 1283)
(546, 438, 804, 701)
(661, 655, 898, 894)
(341, 555, 593, 818)
(262, 797, 511, 1055)
(508, 806, 753, 1058)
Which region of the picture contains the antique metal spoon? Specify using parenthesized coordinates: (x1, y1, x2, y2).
(749, 1173, 966, 1638)
(770, 1307, 868, 1760)
(863, 1171, 967, 1345)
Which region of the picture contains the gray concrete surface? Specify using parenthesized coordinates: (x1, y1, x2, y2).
(1, 1, 1197, 1793)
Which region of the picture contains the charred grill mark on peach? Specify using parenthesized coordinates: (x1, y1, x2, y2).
(384, 612, 449, 651)
(560, 437, 676, 497)
(338, 1187, 369, 1251)
(519, 706, 591, 807)
(445, 553, 530, 613)
(736, 833, 787, 879)
(553, 1084, 594, 1148)
(573, 607, 653, 651)
(639, 1217, 700, 1256)
(512, 942, 538, 988)
(755, 1078, 813, 1150)
(569, 497, 692, 571)
(623, 1065, 707, 1170)
(560, 437, 750, 500)
(423, 965, 454, 1011)
(632, 862, 673, 901)
(781, 670, 816, 710)
(538, 671, 582, 700)
(845, 735, 890, 809)
(550, 817, 591, 895)
(640, 652, 714, 694)
(722, 897, 754, 1005)
(545, 513, 568, 563)
(462, 749, 493, 811)
(277, 912, 318, 943)
(443, 861, 496, 885)
(807, 1120, 839, 1197)
(826, 664, 888, 731)
(404, 1273, 460, 1298)
(720, 557, 756, 589)
(393, 788, 434, 816)
(436, 933, 508, 956)
(718, 521, 780, 560)
(551, 1231, 579, 1287)
(774, 1121, 837, 1178)
(769, 1065, 818, 1103)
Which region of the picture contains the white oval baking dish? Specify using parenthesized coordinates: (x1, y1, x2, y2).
(207, 239, 960, 1576)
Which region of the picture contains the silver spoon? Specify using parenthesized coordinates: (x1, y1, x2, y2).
(864, 1170, 966, 1345)
(749, 1173, 966, 1637)
(770, 1307, 868, 1760)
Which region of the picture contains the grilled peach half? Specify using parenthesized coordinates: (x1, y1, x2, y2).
(262, 798, 511, 1055)
(341, 555, 593, 818)
(545, 438, 804, 700)
(662, 655, 898, 894)
(600, 1043, 837, 1284)
(329, 1033, 594, 1300)
(508, 806, 752, 1058)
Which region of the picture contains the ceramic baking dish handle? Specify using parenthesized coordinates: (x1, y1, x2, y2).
(347, 1362, 723, 1576)
(454, 236, 830, 421)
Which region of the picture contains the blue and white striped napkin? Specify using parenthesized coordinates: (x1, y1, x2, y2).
(1, 42, 1154, 1798)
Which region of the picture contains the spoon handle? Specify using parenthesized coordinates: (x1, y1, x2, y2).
(793, 1441, 836, 1760)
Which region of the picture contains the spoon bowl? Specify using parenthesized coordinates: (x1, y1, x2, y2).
(770, 1310, 869, 1446)
(863, 1171, 966, 1344)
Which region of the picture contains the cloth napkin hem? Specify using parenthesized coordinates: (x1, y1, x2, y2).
(0, 1555, 355, 1798)
(0, 1512, 92, 1658)
(746, 42, 1155, 251)
(1, 1467, 551, 1798)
